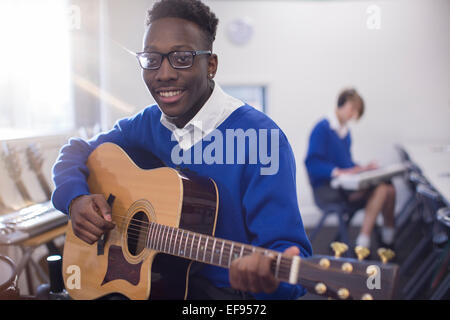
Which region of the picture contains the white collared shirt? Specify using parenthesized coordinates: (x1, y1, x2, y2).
(326, 110, 349, 139)
(160, 82, 244, 150)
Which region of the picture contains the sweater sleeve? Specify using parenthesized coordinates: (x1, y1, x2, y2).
(241, 133, 312, 300)
(304, 122, 337, 182)
(51, 118, 134, 215)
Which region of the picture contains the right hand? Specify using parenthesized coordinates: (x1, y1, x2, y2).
(69, 194, 115, 244)
(334, 167, 362, 176)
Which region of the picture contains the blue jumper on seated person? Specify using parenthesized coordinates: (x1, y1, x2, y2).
(305, 88, 396, 249)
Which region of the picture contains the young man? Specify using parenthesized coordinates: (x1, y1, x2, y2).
(305, 88, 396, 250)
(52, 0, 311, 300)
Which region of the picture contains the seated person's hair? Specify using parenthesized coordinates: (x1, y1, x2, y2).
(146, 0, 219, 50)
(337, 88, 365, 119)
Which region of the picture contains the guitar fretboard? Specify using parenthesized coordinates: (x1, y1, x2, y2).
(139, 222, 299, 285)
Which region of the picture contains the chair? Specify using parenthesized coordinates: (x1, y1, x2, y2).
(401, 185, 447, 299)
(308, 201, 359, 249)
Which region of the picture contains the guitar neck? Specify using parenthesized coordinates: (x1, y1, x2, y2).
(142, 222, 299, 285)
(34, 171, 52, 200)
(13, 179, 34, 205)
(0, 195, 13, 214)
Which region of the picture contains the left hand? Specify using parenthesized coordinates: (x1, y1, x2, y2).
(365, 161, 379, 171)
(229, 246, 300, 294)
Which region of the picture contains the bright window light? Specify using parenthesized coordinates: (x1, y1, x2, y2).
(0, 0, 74, 139)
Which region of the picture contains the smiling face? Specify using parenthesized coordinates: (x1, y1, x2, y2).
(142, 17, 218, 128)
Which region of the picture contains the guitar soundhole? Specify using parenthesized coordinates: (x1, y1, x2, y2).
(126, 211, 149, 256)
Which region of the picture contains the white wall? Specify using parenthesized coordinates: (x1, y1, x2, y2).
(98, 0, 450, 226)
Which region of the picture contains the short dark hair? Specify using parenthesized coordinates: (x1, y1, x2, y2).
(337, 88, 365, 118)
(146, 0, 219, 49)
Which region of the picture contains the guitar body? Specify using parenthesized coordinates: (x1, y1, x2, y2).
(62, 143, 219, 300)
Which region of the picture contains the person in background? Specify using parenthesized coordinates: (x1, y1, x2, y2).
(305, 88, 396, 250)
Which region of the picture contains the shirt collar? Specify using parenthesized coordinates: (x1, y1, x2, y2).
(327, 110, 349, 138)
(160, 81, 244, 148)
(161, 82, 242, 132)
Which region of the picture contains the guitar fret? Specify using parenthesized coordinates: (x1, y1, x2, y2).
(147, 223, 154, 249)
(152, 223, 158, 250)
(196, 234, 202, 261)
(168, 227, 174, 253)
(275, 253, 282, 279)
(203, 237, 209, 262)
(228, 242, 234, 267)
(150, 223, 156, 249)
(164, 226, 173, 253)
(218, 241, 225, 266)
(240, 245, 244, 258)
(155, 224, 161, 251)
(159, 225, 166, 252)
(189, 233, 195, 258)
(178, 230, 184, 256)
(145, 222, 152, 248)
(157, 224, 163, 251)
(155, 224, 162, 251)
(174, 229, 179, 255)
(148, 223, 154, 249)
(184, 231, 189, 258)
(164, 226, 170, 253)
(211, 239, 217, 264)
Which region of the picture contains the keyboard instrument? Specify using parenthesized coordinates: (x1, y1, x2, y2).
(0, 201, 68, 245)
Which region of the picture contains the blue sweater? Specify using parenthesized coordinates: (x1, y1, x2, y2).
(304, 118, 356, 189)
(52, 104, 312, 300)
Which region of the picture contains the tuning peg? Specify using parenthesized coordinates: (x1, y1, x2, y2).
(337, 288, 350, 300)
(330, 242, 348, 258)
(354, 246, 370, 261)
(377, 247, 395, 264)
(361, 293, 374, 300)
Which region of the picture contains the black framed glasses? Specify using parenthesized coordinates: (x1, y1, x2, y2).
(135, 50, 212, 70)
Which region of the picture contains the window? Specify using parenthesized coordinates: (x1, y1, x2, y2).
(0, 0, 74, 139)
(221, 85, 267, 113)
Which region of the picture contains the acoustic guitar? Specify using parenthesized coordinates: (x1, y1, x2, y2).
(62, 143, 398, 300)
(1, 142, 34, 208)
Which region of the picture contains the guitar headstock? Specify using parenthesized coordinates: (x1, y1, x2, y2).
(1, 142, 22, 183)
(26, 143, 44, 174)
(298, 243, 399, 300)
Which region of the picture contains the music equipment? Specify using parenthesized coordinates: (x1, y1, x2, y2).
(0, 201, 68, 245)
(1, 142, 34, 207)
(331, 163, 408, 191)
(26, 143, 53, 200)
(0, 255, 20, 299)
(0, 196, 14, 215)
(62, 143, 399, 300)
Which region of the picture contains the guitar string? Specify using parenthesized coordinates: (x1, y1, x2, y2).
(121, 240, 293, 281)
(122, 221, 294, 263)
(124, 225, 293, 260)
(76, 214, 295, 272)
(128, 231, 294, 279)
(123, 226, 295, 273)
(97, 214, 295, 277)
